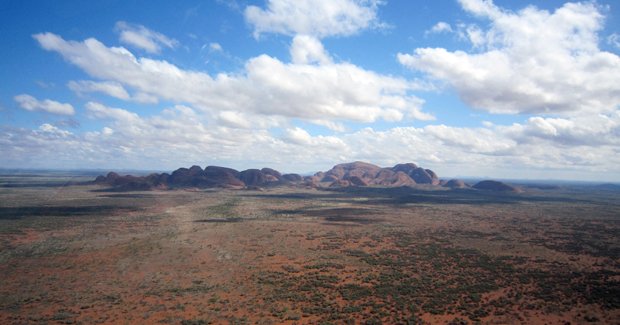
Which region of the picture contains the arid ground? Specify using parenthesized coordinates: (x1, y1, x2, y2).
(0, 175, 618, 324)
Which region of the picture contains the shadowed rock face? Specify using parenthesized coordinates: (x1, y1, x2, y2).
(261, 168, 282, 182)
(392, 163, 418, 174)
(239, 169, 266, 186)
(169, 166, 207, 187)
(329, 179, 351, 188)
(443, 179, 469, 189)
(94, 171, 168, 191)
(204, 166, 244, 188)
(168, 168, 190, 185)
(390, 163, 439, 185)
(321, 174, 340, 183)
(473, 180, 520, 192)
(424, 169, 439, 184)
(239, 168, 296, 186)
(282, 173, 303, 182)
(347, 176, 369, 186)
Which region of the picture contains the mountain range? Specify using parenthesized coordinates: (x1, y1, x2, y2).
(94, 161, 520, 192)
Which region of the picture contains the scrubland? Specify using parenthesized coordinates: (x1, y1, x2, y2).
(0, 175, 618, 324)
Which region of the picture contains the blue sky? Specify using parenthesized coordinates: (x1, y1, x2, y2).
(1, 0, 619, 181)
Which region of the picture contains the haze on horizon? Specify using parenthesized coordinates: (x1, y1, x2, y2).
(1, 0, 619, 182)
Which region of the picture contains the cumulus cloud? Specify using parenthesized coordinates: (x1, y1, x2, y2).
(458, 0, 503, 18)
(398, 0, 620, 115)
(2, 104, 619, 179)
(12, 6, 619, 180)
(245, 0, 384, 38)
(290, 35, 331, 64)
(68, 80, 158, 103)
(283, 127, 345, 148)
(424, 124, 515, 153)
(86, 101, 141, 122)
(33, 32, 432, 125)
(115, 21, 178, 54)
(426, 22, 453, 35)
(503, 113, 620, 147)
(38, 123, 72, 137)
(69, 80, 129, 99)
(14, 94, 75, 115)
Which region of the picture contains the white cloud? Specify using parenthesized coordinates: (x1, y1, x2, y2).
(503, 113, 620, 147)
(11, 5, 619, 180)
(244, 0, 384, 38)
(217, 110, 252, 129)
(608, 33, 620, 49)
(102, 127, 114, 136)
(68, 80, 158, 104)
(33, 32, 432, 125)
(209, 42, 223, 52)
(38, 123, 72, 137)
(14, 94, 75, 115)
(290, 35, 331, 65)
(68, 80, 129, 99)
(115, 21, 178, 54)
(398, 1, 620, 115)
(458, 0, 503, 19)
(282, 127, 345, 148)
(86, 101, 141, 123)
(283, 127, 312, 145)
(424, 124, 515, 153)
(426, 22, 453, 35)
(2, 105, 619, 180)
(459, 24, 485, 47)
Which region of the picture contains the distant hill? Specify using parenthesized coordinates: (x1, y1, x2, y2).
(93, 161, 520, 193)
(94, 165, 304, 191)
(442, 179, 470, 189)
(311, 161, 438, 188)
(591, 183, 620, 191)
(472, 180, 521, 192)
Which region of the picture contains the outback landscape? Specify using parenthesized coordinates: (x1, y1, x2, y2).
(3, 0, 620, 324)
(1, 162, 618, 324)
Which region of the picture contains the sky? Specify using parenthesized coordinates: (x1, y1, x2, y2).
(1, 0, 619, 181)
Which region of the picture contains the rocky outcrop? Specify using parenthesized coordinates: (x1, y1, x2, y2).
(372, 169, 416, 187)
(323, 162, 381, 184)
(239, 168, 298, 186)
(261, 168, 282, 182)
(169, 165, 207, 187)
(203, 166, 244, 188)
(391, 163, 418, 175)
(94, 171, 167, 191)
(93, 161, 445, 191)
(392, 163, 439, 185)
(443, 179, 469, 189)
(318, 161, 438, 188)
(239, 169, 266, 186)
(473, 180, 520, 192)
(282, 173, 303, 182)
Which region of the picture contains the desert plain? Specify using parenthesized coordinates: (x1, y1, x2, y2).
(0, 174, 618, 324)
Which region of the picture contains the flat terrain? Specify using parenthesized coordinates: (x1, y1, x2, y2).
(0, 175, 618, 324)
